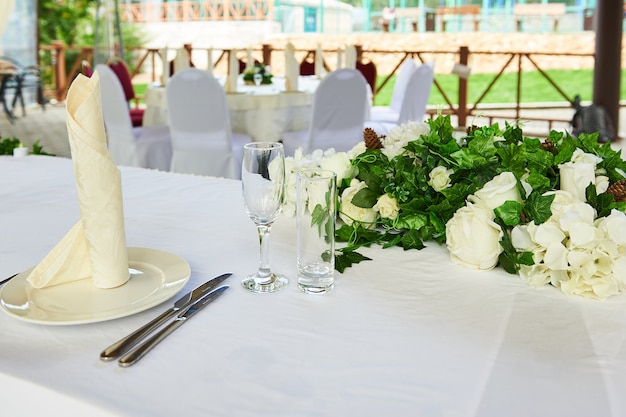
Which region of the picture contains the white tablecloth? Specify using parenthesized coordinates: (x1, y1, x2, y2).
(3, 155, 626, 417)
(143, 76, 319, 142)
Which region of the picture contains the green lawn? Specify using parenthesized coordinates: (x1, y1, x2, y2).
(134, 69, 625, 107)
(373, 69, 626, 106)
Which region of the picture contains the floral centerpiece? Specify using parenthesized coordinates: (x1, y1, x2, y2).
(243, 63, 273, 85)
(283, 115, 626, 299)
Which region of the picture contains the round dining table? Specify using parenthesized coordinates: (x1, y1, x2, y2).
(2, 155, 626, 417)
(143, 75, 320, 142)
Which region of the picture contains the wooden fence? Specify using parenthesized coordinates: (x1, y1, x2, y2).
(38, 42, 594, 132)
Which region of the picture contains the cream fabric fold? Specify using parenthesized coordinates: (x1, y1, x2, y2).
(26, 73, 130, 289)
(336, 48, 344, 70)
(207, 48, 214, 74)
(174, 47, 190, 74)
(161, 47, 169, 85)
(246, 46, 254, 71)
(225, 49, 239, 93)
(284, 42, 299, 92)
(345, 45, 357, 69)
(315, 44, 324, 78)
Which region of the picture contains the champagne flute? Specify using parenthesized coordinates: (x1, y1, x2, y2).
(241, 142, 288, 293)
(253, 72, 263, 87)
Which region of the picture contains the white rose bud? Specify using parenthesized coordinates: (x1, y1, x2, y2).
(373, 194, 400, 220)
(339, 179, 378, 228)
(428, 166, 454, 192)
(445, 202, 503, 270)
(320, 152, 355, 184)
(559, 161, 596, 202)
(471, 171, 521, 210)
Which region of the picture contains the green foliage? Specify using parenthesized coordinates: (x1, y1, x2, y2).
(374, 69, 626, 107)
(0, 137, 54, 156)
(334, 115, 626, 273)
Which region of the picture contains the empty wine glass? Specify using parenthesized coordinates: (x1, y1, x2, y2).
(253, 72, 263, 87)
(241, 142, 288, 293)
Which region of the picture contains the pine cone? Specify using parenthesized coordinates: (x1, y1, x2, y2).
(607, 179, 626, 202)
(541, 139, 556, 154)
(364, 127, 383, 149)
(466, 125, 480, 135)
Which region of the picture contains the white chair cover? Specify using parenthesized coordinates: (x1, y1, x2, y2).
(283, 68, 369, 156)
(365, 61, 434, 136)
(344, 45, 357, 70)
(369, 58, 417, 124)
(166, 68, 250, 179)
(95, 64, 172, 171)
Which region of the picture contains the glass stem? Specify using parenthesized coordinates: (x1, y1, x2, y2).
(257, 224, 273, 280)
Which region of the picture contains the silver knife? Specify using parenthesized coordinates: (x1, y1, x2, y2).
(100, 273, 232, 361)
(118, 285, 229, 367)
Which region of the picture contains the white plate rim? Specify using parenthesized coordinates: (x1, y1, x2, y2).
(0, 247, 190, 326)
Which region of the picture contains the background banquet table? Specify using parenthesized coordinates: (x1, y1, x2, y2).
(143, 76, 319, 142)
(3, 155, 626, 417)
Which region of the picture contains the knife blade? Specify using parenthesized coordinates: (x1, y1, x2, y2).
(118, 285, 229, 367)
(100, 272, 232, 361)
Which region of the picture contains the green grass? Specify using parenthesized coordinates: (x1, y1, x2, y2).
(373, 69, 626, 106)
(134, 69, 626, 107)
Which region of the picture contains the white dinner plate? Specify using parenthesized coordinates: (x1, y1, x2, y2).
(0, 247, 190, 325)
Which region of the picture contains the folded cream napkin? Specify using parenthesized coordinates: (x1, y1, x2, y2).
(315, 44, 324, 78)
(345, 45, 357, 69)
(336, 48, 344, 70)
(174, 47, 190, 73)
(284, 42, 299, 92)
(246, 46, 254, 72)
(207, 47, 214, 74)
(225, 49, 239, 93)
(26, 73, 130, 289)
(161, 47, 169, 85)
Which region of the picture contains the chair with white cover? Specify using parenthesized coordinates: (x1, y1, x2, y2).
(282, 68, 369, 156)
(95, 64, 172, 171)
(369, 58, 416, 123)
(166, 68, 249, 178)
(365, 61, 434, 135)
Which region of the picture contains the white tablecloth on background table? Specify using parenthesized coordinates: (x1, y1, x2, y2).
(143, 76, 320, 142)
(3, 155, 626, 417)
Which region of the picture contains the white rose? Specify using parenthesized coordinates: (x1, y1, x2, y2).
(558, 161, 596, 202)
(544, 190, 577, 219)
(381, 121, 429, 159)
(519, 264, 559, 288)
(445, 202, 503, 270)
(428, 166, 454, 192)
(595, 209, 626, 246)
(511, 224, 537, 252)
(320, 152, 355, 184)
(596, 175, 610, 194)
(373, 194, 400, 220)
(470, 172, 521, 210)
(305, 177, 331, 215)
(533, 220, 566, 248)
(347, 141, 367, 159)
(339, 179, 378, 228)
(570, 148, 603, 165)
(542, 241, 568, 270)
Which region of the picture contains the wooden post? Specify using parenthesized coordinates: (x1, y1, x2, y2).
(52, 40, 66, 102)
(593, 0, 623, 137)
(262, 44, 272, 67)
(457, 46, 469, 128)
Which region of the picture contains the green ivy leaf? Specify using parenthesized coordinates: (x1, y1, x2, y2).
(494, 200, 523, 227)
(351, 187, 379, 208)
(335, 250, 372, 273)
(523, 192, 555, 225)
